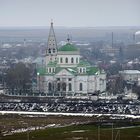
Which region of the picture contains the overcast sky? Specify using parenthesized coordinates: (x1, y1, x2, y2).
(0, 0, 140, 27)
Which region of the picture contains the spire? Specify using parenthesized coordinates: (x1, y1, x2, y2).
(47, 21, 57, 49)
(51, 19, 53, 26)
(46, 21, 57, 64)
(67, 34, 70, 43)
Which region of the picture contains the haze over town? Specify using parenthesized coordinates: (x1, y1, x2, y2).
(0, 0, 140, 140)
(0, 0, 140, 27)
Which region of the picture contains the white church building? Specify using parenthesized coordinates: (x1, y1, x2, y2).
(37, 22, 106, 97)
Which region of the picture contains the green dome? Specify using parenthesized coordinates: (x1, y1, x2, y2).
(59, 43, 78, 51)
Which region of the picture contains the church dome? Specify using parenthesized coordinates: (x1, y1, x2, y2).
(58, 43, 78, 51)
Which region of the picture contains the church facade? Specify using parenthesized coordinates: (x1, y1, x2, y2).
(37, 22, 106, 97)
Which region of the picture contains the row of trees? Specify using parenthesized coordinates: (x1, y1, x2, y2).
(4, 63, 33, 94)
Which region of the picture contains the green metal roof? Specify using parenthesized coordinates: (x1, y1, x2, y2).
(37, 67, 46, 75)
(47, 61, 57, 67)
(37, 60, 100, 76)
(87, 67, 99, 75)
(37, 66, 100, 76)
(77, 59, 91, 67)
(58, 43, 78, 51)
(55, 67, 77, 75)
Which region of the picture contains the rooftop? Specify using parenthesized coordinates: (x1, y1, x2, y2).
(78, 59, 90, 67)
(87, 67, 99, 75)
(58, 43, 78, 52)
(47, 61, 57, 67)
(120, 70, 140, 74)
(37, 67, 46, 75)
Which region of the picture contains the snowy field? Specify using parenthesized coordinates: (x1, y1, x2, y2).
(0, 110, 140, 119)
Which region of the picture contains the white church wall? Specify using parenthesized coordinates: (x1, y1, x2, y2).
(75, 75, 88, 94)
(43, 76, 54, 93)
(99, 73, 106, 92)
(87, 76, 96, 93)
(57, 54, 80, 67)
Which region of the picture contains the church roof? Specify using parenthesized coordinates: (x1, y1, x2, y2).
(47, 22, 57, 49)
(55, 67, 77, 75)
(77, 60, 90, 67)
(37, 67, 46, 75)
(58, 43, 78, 51)
(87, 67, 99, 75)
(47, 61, 57, 67)
(37, 66, 100, 76)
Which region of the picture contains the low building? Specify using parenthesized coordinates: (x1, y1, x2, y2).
(119, 70, 140, 82)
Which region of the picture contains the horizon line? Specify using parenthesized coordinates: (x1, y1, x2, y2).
(0, 25, 140, 29)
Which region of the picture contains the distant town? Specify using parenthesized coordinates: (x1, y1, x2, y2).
(0, 24, 140, 140)
(0, 24, 140, 100)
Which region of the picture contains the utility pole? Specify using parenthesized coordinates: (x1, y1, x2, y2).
(115, 130, 120, 140)
(21, 122, 29, 140)
(112, 123, 114, 140)
(112, 32, 114, 48)
(37, 72, 40, 94)
(26, 123, 29, 140)
(98, 125, 100, 140)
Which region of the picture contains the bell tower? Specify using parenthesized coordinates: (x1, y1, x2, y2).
(46, 21, 57, 65)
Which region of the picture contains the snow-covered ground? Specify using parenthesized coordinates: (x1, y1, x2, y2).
(0, 101, 140, 115)
(0, 111, 140, 119)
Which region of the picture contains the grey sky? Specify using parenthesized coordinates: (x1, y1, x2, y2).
(0, 0, 140, 27)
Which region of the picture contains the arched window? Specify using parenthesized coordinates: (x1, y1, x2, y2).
(80, 68, 82, 73)
(53, 68, 55, 73)
(79, 83, 83, 91)
(48, 82, 52, 91)
(48, 48, 51, 53)
(60, 57, 63, 63)
(68, 83, 72, 91)
(76, 58, 78, 63)
(57, 83, 60, 91)
(71, 57, 74, 63)
(53, 48, 55, 53)
(62, 83, 66, 91)
(83, 68, 86, 73)
(65, 58, 68, 63)
(49, 68, 51, 73)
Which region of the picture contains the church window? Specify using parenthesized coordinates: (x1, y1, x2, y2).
(68, 78, 72, 81)
(49, 68, 51, 73)
(53, 68, 55, 73)
(53, 48, 55, 53)
(83, 68, 86, 73)
(48, 48, 51, 53)
(80, 68, 82, 73)
(76, 58, 78, 63)
(79, 83, 83, 91)
(57, 78, 60, 81)
(57, 83, 60, 91)
(62, 83, 66, 91)
(48, 82, 52, 91)
(71, 57, 74, 63)
(68, 83, 72, 91)
(60, 57, 63, 63)
(66, 57, 68, 63)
